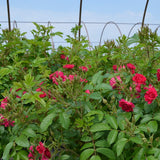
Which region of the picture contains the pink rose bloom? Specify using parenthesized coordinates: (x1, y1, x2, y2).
(157, 69, 160, 81)
(118, 65, 125, 71)
(109, 76, 122, 89)
(132, 73, 146, 85)
(68, 75, 75, 81)
(60, 54, 66, 59)
(79, 66, 88, 72)
(85, 90, 90, 94)
(80, 78, 88, 83)
(29, 146, 34, 152)
(119, 99, 135, 112)
(112, 65, 117, 71)
(63, 64, 74, 69)
(144, 86, 158, 104)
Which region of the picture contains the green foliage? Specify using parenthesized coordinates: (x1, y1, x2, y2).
(1, 23, 160, 160)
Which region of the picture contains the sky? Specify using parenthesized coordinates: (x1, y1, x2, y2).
(0, 0, 160, 47)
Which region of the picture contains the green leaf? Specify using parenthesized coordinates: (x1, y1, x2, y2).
(147, 121, 158, 133)
(106, 114, 118, 129)
(0, 68, 12, 78)
(153, 113, 160, 121)
(96, 148, 116, 160)
(84, 84, 94, 90)
(107, 130, 118, 145)
(81, 136, 92, 142)
(133, 148, 145, 160)
(32, 57, 47, 67)
(22, 128, 36, 138)
(146, 156, 157, 160)
(60, 155, 70, 160)
(86, 110, 104, 121)
(21, 93, 35, 104)
(116, 138, 128, 157)
(140, 114, 152, 124)
(2, 142, 13, 160)
(15, 135, 29, 148)
(95, 83, 112, 91)
(95, 140, 109, 148)
(59, 112, 70, 129)
(40, 112, 56, 132)
(24, 74, 35, 87)
(80, 149, 94, 160)
(92, 71, 104, 85)
(130, 137, 143, 145)
(0, 126, 4, 134)
(90, 155, 101, 160)
(34, 92, 46, 107)
(90, 123, 110, 132)
(89, 92, 102, 100)
(80, 143, 93, 150)
(18, 150, 28, 160)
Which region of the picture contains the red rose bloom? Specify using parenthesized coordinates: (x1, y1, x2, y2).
(127, 63, 136, 70)
(63, 64, 74, 69)
(44, 148, 51, 158)
(132, 73, 146, 85)
(119, 99, 135, 112)
(79, 66, 88, 72)
(60, 54, 66, 59)
(36, 142, 45, 154)
(144, 86, 158, 104)
(157, 69, 160, 81)
(112, 65, 117, 71)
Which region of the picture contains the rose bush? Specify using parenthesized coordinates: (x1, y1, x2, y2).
(1, 24, 160, 160)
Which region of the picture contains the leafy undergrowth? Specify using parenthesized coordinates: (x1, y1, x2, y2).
(0, 24, 160, 160)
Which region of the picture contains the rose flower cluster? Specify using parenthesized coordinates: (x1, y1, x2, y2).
(110, 63, 158, 112)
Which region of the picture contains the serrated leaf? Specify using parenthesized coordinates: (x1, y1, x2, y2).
(84, 84, 94, 90)
(15, 135, 29, 148)
(0, 68, 12, 78)
(22, 128, 36, 138)
(86, 110, 104, 121)
(80, 143, 93, 150)
(147, 121, 158, 133)
(89, 92, 102, 100)
(107, 130, 118, 145)
(32, 57, 47, 67)
(81, 136, 92, 142)
(133, 148, 145, 160)
(90, 155, 101, 160)
(34, 92, 46, 107)
(40, 112, 56, 132)
(106, 114, 118, 129)
(80, 149, 94, 160)
(95, 140, 109, 148)
(24, 74, 35, 87)
(18, 150, 28, 160)
(90, 123, 110, 132)
(59, 112, 70, 129)
(60, 155, 70, 160)
(92, 71, 104, 85)
(116, 138, 128, 157)
(153, 113, 160, 121)
(140, 114, 152, 124)
(130, 137, 143, 145)
(2, 142, 13, 160)
(96, 148, 116, 159)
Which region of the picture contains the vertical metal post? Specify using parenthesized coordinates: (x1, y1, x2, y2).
(7, 0, 11, 31)
(142, 0, 149, 28)
(78, 0, 83, 41)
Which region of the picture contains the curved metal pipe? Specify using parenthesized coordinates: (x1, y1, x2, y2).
(99, 21, 122, 46)
(48, 21, 55, 50)
(81, 21, 92, 50)
(128, 22, 141, 38)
